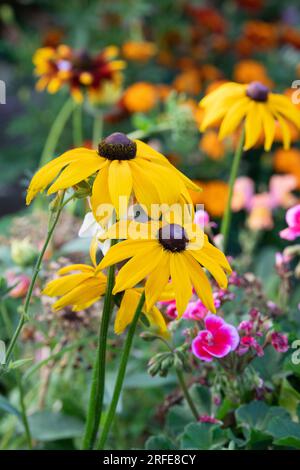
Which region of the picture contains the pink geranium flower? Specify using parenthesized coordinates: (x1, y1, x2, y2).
(279, 204, 300, 241)
(192, 314, 240, 362)
(183, 300, 209, 321)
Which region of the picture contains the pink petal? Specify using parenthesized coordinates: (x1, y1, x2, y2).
(192, 336, 214, 362)
(280, 227, 300, 241)
(286, 204, 300, 228)
(205, 314, 226, 333)
(204, 325, 239, 357)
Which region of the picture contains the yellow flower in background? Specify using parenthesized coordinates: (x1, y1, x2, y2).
(26, 133, 200, 222)
(33, 44, 125, 103)
(200, 81, 300, 151)
(43, 262, 107, 311)
(98, 219, 231, 316)
(122, 41, 157, 62)
(43, 260, 169, 338)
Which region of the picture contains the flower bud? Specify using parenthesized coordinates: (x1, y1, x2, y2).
(11, 238, 37, 267)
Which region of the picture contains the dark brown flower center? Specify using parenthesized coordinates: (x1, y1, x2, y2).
(158, 224, 189, 252)
(98, 132, 137, 160)
(246, 81, 269, 102)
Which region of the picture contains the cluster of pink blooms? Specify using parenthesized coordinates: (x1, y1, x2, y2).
(232, 175, 298, 231)
(280, 204, 300, 241)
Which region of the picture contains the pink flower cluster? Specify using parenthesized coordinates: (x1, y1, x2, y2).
(192, 314, 239, 362)
(232, 175, 298, 231)
(280, 204, 300, 241)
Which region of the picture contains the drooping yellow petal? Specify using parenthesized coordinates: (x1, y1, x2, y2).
(108, 160, 133, 217)
(274, 112, 291, 150)
(90, 163, 113, 224)
(259, 104, 276, 151)
(89, 235, 99, 267)
(47, 157, 104, 194)
(43, 272, 93, 297)
(58, 264, 95, 275)
(218, 97, 251, 139)
(113, 245, 163, 294)
(200, 82, 245, 109)
(144, 306, 170, 339)
(51, 277, 105, 311)
(145, 250, 170, 311)
(26, 148, 93, 204)
(190, 250, 228, 288)
(98, 239, 157, 271)
(169, 253, 192, 317)
(183, 252, 215, 313)
(202, 236, 232, 273)
(268, 94, 300, 129)
(244, 102, 263, 150)
(114, 289, 140, 334)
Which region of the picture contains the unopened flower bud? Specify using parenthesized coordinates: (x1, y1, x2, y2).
(11, 238, 37, 267)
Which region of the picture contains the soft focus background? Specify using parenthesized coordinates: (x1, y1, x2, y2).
(0, 0, 300, 450)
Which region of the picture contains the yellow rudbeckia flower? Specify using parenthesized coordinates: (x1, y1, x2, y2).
(26, 133, 199, 222)
(98, 219, 232, 317)
(42, 259, 169, 338)
(200, 81, 300, 151)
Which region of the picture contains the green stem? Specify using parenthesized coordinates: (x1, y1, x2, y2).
(97, 291, 145, 450)
(92, 112, 103, 149)
(16, 372, 33, 449)
(220, 129, 245, 252)
(1, 301, 33, 449)
(39, 97, 75, 167)
(5, 193, 67, 366)
(82, 240, 116, 450)
(127, 122, 172, 140)
(72, 103, 83, 147)
(175, 368, 199, 420)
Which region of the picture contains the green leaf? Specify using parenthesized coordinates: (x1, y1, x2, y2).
(9, 357, 33, 370)
(180, 423, 228, 450)
(145, 435, 175, 450)
(279, 378, 300, 419)
(0, 395, 21, 419)
(189, 384, 211, 416)
(166, 405, 194, 437)
(267, 416, 300, 449)
(28, 411, 84, 441)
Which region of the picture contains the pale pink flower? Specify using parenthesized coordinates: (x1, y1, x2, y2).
(192, 314, 240, 362)
(198, 415, 221, 424)
(247, 193, 274, 230)
(194, 209, 217, 229)
(183, 300, 209, 321)
(6, 271, 30, 298)
(269, 175, 297, 209)
(232, 177, 254, 212)
(280, 204, 300, 241)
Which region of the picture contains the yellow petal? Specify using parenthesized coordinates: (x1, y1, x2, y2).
(268, 94, 300, 129)
(47, 157, 104, 194)
(26, 148, 92, 204)
(190, 250, 228, 288)
(244, 102, 263, 150)
(89, 235, 99, 267)
(113, 245, 162, 294)
(274, 112, 291, 150)
(43, 272, 93, 297)
(108, 160, 133, 217)
(259, 104, 275, 151)
(98, 239, 157, 271)
(90, 163, 113, 224)
(169, 253, 192, 317)
(52, 277, 105, 311)
(58, 264, 95, 275)
(145, 250, 170, 310)
(144, 306, 170, 339)
(114, 289, 140, 334)
(183, 252, 215, 313)
(200, 82, 245, 108)
(219, 97, 251, 139)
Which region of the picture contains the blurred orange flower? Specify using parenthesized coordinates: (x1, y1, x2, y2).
(122, 41, 157, 62)
(274, 148, 300, 188)
(200, 130, 225, 160)
(122, 82, 158, 113)
(243, 20, 278, 49)
(173, 69, 201, 95)
(189, 180, 229, 217)
(233, 60, 273, 87)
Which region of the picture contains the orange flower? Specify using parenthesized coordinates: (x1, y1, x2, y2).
(200, 130, 225, 160)
(201, 64, 222, 82)
(189, 180, 229, 217)
(274, 148, 300, 188)
(243, 20, 278, 49)
(281, 26, 300, 50)
(122, 82, 158, 113)
(233, 60, 273, 87)
(122, 41, 157, 62)
(173, 69, 201, 95)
